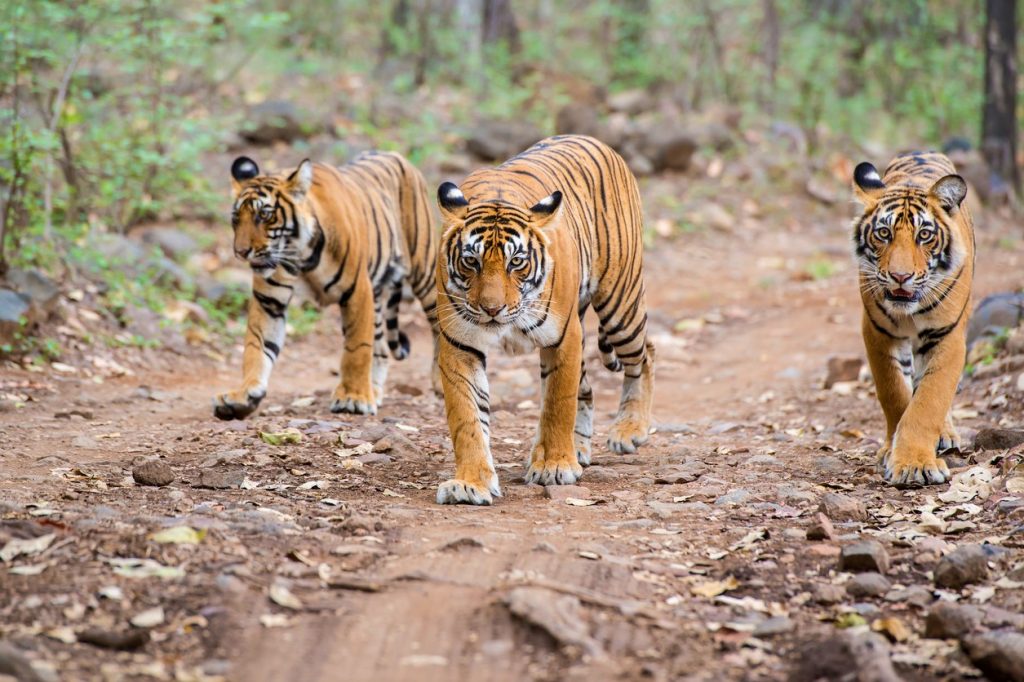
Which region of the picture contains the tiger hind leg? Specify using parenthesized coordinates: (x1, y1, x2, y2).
(575, 354, 594, 466)
(607, 339, 655, 454)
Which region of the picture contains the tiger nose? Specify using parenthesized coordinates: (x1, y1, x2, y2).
(235, 247, 252, 260)
(482, 304, 504, 317)
(890, 272, 913, 284)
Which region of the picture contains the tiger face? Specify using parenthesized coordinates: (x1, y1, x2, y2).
(437, 183, 562, 330)
(852, 162, 968, 316)
(229, 156, 314, 277)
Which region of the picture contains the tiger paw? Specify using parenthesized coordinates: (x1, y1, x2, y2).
(880, 443, 950, 487)
(330, 389, 377, 415)
(607, 414, 650, 454)
(937, 421, 960, 453)
(575, 439, 592, 467)
(525, 448, 583, 486)
(213, 388, 265, 420)
(436, 473, 501, 505)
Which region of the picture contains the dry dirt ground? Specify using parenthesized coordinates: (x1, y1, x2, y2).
(2, 181, 1024, 682)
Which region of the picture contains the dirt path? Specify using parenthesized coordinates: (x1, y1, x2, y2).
(2, 198, 1024, 681)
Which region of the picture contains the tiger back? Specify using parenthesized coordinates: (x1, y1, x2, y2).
(433, 135, 655, 505)
(214, 151, 440, 420)
(852, 151, 974, 486)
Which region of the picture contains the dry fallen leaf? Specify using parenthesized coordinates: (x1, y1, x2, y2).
(871, 617, 910, 642)
(1006, 477, 1024, 494)
(259, 428, 303, 446)
(260, 613, 293, 628)
(691, 576, 740, 598)
(565, 497, 597, 506)
(0, 533, 56, 562)
(269, 583, 303, 610)
(149, 526, 206, 545)
(130, 606, 165, 628)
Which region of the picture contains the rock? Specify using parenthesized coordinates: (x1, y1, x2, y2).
(934, 544, 990, 589)
(583, 466, 619, 482)
(883, 585, 933, 607)
(825, 356, 864, 388)
(607, 89, 652, 115)
(195, 468, 245, 490)
(544, 485, 590, 501)
(132, 460, 175, 487)
(655, 131, 696, 171)
(135, 226, 198, 260)
(924, 602, 983, 639)
(240, 100, 312, 145)
(356, 452, 392, 465)
(753, 616, 794, 637)
(974, 428, 1024, 451)
(715, 488, 750, 505)
(812, 583, 845, 604)
(555, 103, 605, 140)
(839, 540, 890, 574)
(0, 288, 35, 343)
(652, 460, 706, 484)
(4, 268, 59, 313)
(790, 631, 902, 682)
(846, 572, 891, 598)
(465, 119, 543, 161)
(962, 632, 1024, 682)
(504, 587, 602, 659)
(967, 293, 1024, 347)
(807, 512, 836, 541)
(820, 492, 868, 522)
(0, 641, 48, 682)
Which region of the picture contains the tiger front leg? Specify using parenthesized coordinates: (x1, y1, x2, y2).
(526, 321, 585, 485)
(331, 277, 378, 415)
(436, 337, 500, 505)
(214, 280, 292, 420)
(608, 340, 654, 454)
(886, 327, 965, 486)
(862, 317, 913, 468)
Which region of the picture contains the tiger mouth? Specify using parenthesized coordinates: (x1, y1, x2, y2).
(885, 288, 920, 303)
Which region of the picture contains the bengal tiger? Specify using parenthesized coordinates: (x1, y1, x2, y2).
(434, 134, 655, 505)
(213, 152, 440, 420)
(852, 151, 974, 486)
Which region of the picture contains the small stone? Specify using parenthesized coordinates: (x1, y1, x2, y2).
(356, 452, 392, 465)
(132, 460, 175, 487)
(819, 493, 868, 522)
(883, 585, 933, 607)
(753, 616, 794, 637)
(791, 631, 901, 682)
(961, 632, 1024, 682)
(545, 485, 590, 501)
(839, 540, 890, 574)
(583, 466, 619, 482)
(934, 544, 990, 589)
(807, 512, 836, 541)
(715, 488, 750, 505)
(807, 544, 842, 558)
(974, 428, 1024, 451)
(924, 602, 983, 640)
(846, 573, 891, 598)
(812, 583, 845, 604)
(824, 356, 864, 388)
(195, 468, 245, 490)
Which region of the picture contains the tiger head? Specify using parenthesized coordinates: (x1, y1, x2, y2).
(229, 156, 315, 276)
(437, 182, 563, 329)
(852, 162, 968, 315)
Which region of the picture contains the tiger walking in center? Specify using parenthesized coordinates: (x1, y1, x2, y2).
(434, 135, 655, 505)
(852, 151, 974, 486)
(214, 152, 440, 420)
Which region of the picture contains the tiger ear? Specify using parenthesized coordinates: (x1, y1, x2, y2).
(930, 174, 968, 213)
(528, 191, 563, 230)
(438, 182, 469, 222)
(230, 156, 260, 194)
(286, 159, 314, 198)
(853, 162, 886, 206)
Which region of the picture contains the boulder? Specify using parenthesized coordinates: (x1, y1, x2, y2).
(967, 293, 1024, 347)
(465, 119, 544, 161)
(241, 100, 313, 146)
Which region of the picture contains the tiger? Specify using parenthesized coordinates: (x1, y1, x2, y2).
(434, 134, 655, 505)
(213, 151, 440, 420)
(852, 151, 974, 486)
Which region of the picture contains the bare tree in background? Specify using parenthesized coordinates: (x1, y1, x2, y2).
(481, 0, 520, 53)
(981, 0, 1020, 196)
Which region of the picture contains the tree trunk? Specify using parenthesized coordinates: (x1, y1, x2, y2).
(981, 0, 1020, 196)
(481, 0, 520, 54)
(761, 0, 779, 113)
